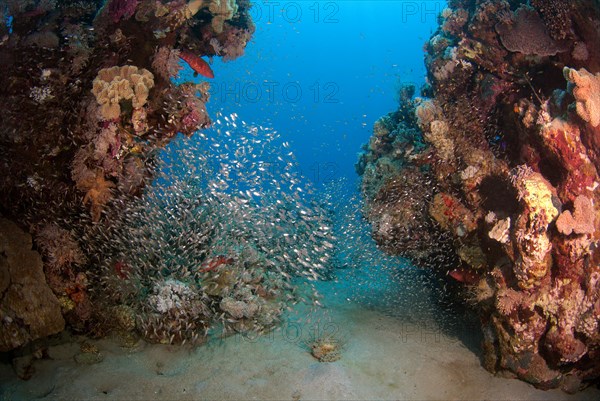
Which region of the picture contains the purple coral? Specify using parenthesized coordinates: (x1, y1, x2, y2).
(495, 6, 569, 56)
(108, 0, 139, 24)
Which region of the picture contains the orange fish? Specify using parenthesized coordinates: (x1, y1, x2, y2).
(179, 51, 214, 79)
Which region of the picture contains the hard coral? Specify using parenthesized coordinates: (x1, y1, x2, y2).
(511, 167, 558, 289)
(429, 192, 477, 238)
(425, 120, 455, 161)
(539, 117, 598, 200)
(309, 335, 344, 362)
(495, 6, 569, 57)
(488, 217, 510, 244)
(367, 168, 449, 267)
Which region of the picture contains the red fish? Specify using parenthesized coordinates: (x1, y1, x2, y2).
(448, 267, 480, 285)
(199, 255, 234, 273)
(179, 51, 214, 79)
(114, 260, 130, 279)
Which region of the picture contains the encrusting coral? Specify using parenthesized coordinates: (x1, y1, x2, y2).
(510, 167, 559, 289)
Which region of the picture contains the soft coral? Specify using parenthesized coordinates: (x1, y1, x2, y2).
(83, 171, 115, 222)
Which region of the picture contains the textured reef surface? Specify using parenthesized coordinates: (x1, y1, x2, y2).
(358, 0, 600, 392)
(0, 0, 261, 351)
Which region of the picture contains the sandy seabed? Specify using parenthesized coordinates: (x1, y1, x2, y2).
(1, 277, 599, 401)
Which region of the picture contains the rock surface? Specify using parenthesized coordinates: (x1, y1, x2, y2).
(0, 218, 64, 352)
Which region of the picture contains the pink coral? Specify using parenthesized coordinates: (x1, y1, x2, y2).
(556, 195, 596, 236)
(221, 26, 252, 62)
(93, 124, 119, 161)
(495, 288, 523, 316)
(152, 46, 183, 80)
(563, 67, 600, 128)
(181, 98, 209, 131)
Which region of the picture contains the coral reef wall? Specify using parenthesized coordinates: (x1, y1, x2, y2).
(0, 0, 254, 349)
(358, 0, 600, 392)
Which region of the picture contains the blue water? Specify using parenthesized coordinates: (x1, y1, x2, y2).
(179, 0, 444, 186)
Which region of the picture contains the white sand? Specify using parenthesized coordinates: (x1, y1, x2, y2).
(1, 277, 598, 401)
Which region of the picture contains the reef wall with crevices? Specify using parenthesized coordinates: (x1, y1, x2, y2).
(0, 0, 254, 350)
(358, 0, 600, 392)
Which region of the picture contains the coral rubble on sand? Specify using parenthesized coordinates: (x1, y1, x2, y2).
(0, 0, 254, 351)
(358, 0, 600, 392)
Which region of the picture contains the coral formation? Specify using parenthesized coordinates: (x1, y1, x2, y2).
(108, 0, 140, 24)
(556, 195, 596, 235)
(356, 90, 456, 268)
(152, 47, 183, 81)
(358, 0, 600, 392)
(495, 5, 569, 56)
(207, 0, 238, 33)
(530, 0, 572, 41)
(0, 0, 255, 351)
(309, 336, 343, 363)
(91, 65, 154, 121)
(563, 67, 600, 127)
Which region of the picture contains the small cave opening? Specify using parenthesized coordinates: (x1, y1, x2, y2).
(478, 175, 520, 216)
(528, 63, 568, 100)
(484, 104, 522, 163)
(537, 155, 567, 190)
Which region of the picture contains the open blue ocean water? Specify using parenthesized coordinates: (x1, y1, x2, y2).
(175, 0, 443, 186)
